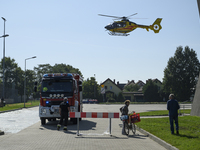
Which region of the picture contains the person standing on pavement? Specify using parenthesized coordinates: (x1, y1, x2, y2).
(167, 94, 180, 135)
(121, 100, 130, 116)
(57, 97, 70, 131)
(121, 100, 131, 135)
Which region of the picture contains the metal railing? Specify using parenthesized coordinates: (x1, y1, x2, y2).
(179, 100, 192, 116)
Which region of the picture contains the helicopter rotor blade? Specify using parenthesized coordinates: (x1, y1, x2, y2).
(99, 13, 139, 21)
(127, 13, 138, 18)
(98, 14, 122, 19)
(130, 17, 148, 19)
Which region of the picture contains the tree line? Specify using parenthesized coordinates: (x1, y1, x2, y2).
(83, 46, 200, 102)
(0, 46, 199, 102)
(0, 61, 82, 101)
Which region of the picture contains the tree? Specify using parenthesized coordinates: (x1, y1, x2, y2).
(163, 46, 200, 101)
(34, 64, 53, 83)
(143, 80, 160, 102)
(25, 70, 36, 101)
(0, 57, 20, 98)
(52, 63, 83, 77)
(13, 66, 24, 102)
(82, 77, 100, 99)
(117, 92, 125, 102)
(124, 84, 139, 92)
(34, 63, 83, 84)
(106, 92, 114, 102)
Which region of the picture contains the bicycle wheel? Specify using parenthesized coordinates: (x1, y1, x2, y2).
(123, 121, 129, 135)
(131, 123, 136, 135)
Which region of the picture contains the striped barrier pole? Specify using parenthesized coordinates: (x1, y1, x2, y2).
(70, 112, 119, 136)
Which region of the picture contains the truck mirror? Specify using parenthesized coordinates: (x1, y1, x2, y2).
(34, 86, 37, 92)
(78, 81, 82, 85)
(79, 86, 82, 92)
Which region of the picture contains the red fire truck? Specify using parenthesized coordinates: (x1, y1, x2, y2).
(38, 73, 83, 125)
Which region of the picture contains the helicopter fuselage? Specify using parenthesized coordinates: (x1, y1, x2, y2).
(99, 14, 162, 36)
(104, 18, 162, 36)
(105, 20, 150, 33)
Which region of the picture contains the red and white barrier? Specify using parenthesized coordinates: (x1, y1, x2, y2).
(69, 112, 119, 136)
(70, 112, 119, 118)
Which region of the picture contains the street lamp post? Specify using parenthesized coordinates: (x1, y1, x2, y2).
(94, 74, 96, 98)
(24, 56, 36, 108)
(1, 17, 9, 101)
(0, 34, 9, 38)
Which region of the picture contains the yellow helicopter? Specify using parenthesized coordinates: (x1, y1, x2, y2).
(98, 13, 162, 36)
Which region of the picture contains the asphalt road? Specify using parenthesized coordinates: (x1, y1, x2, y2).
(82, 103, 169, 113)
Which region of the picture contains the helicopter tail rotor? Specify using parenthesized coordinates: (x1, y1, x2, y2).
(150, 18, 162, 33)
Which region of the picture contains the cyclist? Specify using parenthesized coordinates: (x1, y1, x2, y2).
(121, 100, 131, 134)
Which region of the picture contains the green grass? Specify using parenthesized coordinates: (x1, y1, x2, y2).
(136, 115, 200, 150)
(139, 109, 191, 116)
(0, 100, 39, 112)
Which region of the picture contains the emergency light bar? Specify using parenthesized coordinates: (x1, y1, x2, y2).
(43, 73, 73, 78)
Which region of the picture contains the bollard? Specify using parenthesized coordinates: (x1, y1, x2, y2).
(77, 117, 80, 136)
(109, 118, 111, 135)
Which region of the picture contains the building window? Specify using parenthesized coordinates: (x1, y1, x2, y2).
(110, 86, 112, 90)
(105, 86, 107, 89)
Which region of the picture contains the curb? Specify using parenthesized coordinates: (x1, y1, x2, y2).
(136, 126, 179, 150)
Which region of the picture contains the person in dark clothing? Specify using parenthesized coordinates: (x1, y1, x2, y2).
(121, 100, 130, 115)
(121, 100, 131, 134)
(57, 97, 70, 131)
(167, 94, 180, 134)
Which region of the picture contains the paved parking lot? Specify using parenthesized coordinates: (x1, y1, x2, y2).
(1, 103, 190, 150)
(0, 107, 39, 134)
(0, 118, 168, 150)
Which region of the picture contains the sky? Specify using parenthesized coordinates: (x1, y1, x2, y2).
(0, 0, 200, 85)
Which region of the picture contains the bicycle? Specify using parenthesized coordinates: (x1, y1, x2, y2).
(123, 120, 136, 136)
(120, 112, 140, 136)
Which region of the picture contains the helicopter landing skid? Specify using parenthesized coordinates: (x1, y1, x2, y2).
(108, 32, 129, 36)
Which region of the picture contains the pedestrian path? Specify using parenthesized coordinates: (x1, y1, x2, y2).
(0, 118, 168, 150)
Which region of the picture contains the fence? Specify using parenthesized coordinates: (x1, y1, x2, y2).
(179, 101, 192, 115)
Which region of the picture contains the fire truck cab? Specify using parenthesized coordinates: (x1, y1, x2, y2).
(38, 73, 82, 125)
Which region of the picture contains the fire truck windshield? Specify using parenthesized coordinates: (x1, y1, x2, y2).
(41, 79, 73, 93)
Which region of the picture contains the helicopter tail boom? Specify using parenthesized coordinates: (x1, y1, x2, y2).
(150, 18, 162, 33)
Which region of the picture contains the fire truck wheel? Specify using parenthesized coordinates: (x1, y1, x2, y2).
(41, 118, 46, 125)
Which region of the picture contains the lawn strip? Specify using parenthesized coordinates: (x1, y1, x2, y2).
(136, 116, 200, 150)
(0, 100, 39, 112)
(139, 109, 191, 116)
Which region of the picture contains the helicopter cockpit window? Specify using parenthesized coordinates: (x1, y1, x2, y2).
(114, 22, 126, 28)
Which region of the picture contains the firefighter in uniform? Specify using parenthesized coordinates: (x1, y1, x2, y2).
(57, 97, 70, 131)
